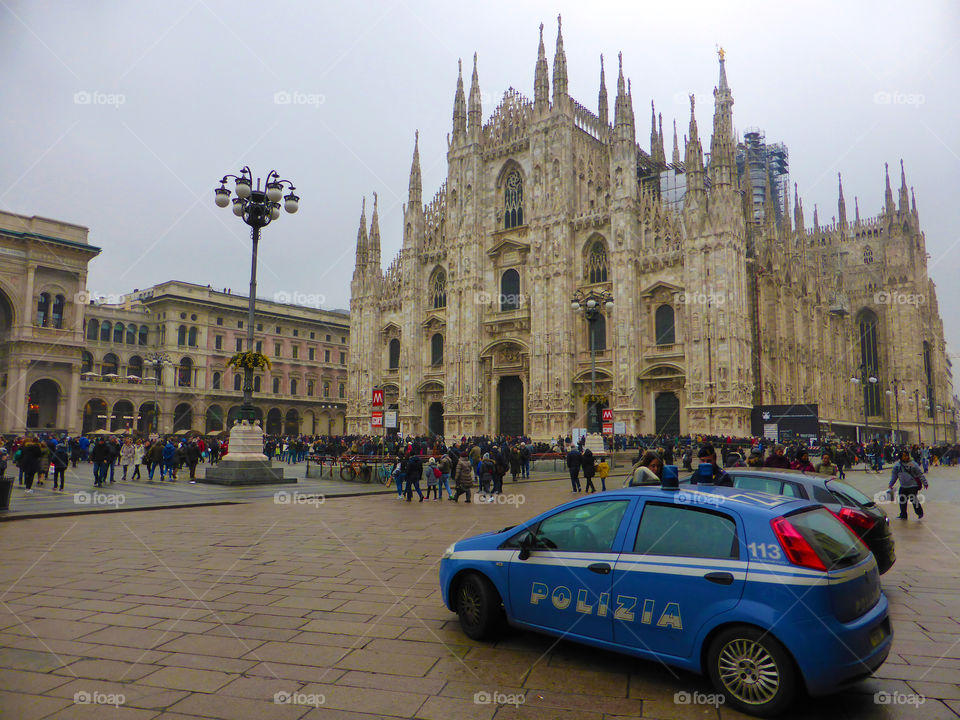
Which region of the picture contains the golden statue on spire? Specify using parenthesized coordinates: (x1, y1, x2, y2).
(718, 46, 726, 61)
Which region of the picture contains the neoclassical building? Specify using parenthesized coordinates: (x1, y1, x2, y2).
(346, 20, 954, 442)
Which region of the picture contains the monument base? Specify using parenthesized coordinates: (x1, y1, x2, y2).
(200, 420, 293, 486)
(584, 433, 608, 456)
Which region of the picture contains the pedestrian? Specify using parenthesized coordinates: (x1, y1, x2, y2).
(162, 438, 177, 481)
(19, 436, 42, 493)
(478, 453, 495, 498)
(888, 449, 928, 519)
(566, 445, 582, 492)
(627, 451, 663, 486)
(146, 439, 163, 482)
(814, 451, 836, 476)
(519, 442, 531, 478)
(424, 457, 439, 500)
(582, 448, 597, 493)
(90, 437, 110, 487)
(404, 451, 424, 502)
(120, 437, 135, 480)
(596, 456, 609, 491)
(452, 451, 474, 503)
(51, 442, 68, 491)
(185, 440, 200, 482)
(509, 445, 521, 482)
(132, 439, 144, 480)
(695, 444, 733, 485)
(790, 449, 815, 473)
(438, 452, 453, 500)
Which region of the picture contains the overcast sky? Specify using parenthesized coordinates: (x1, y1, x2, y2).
(3, 1, 959, 361)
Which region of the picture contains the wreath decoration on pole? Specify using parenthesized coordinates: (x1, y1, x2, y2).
(226, 351, 271, 371)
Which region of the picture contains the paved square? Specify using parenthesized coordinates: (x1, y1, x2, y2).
(0, 471, 958, 719)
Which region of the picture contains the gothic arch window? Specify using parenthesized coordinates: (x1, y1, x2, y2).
(655, 304, 676, 345)
(86, 319, 100, 341)
(113, 322, 125, 344)
(36, 292, 50, 326)
(212, 371, 221, 390)
(923, 340, 934, 415)
(586, 241, 608, 284)
(138, 325, 149, 345)
(431, 333, 443, 365)
(388, 338, 400, 369)
(504, 170, 524, 229)
(100, 321, 112, 342)
(863, 246, 873, 264)
(589, 314, 607, 351)
(431, 269, 447, 309)
(500, 269, 520, 311)
(857, 309, 881, 415)
(51, 294, 65, 328)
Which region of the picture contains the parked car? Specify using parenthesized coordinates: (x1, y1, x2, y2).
(685, 468, 895, 574)
(440, 485, 891, 716)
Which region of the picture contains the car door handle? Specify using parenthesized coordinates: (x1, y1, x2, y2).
(588, 563, 611, 575)
(704, 571, 734, 585)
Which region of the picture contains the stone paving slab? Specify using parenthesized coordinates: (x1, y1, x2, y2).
(0, 470, 957, 718)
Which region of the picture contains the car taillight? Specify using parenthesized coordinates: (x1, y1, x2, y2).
(770, 516, 826, 571)
(829, 508, 872, 546)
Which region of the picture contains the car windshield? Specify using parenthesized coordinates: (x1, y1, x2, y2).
(826, 479, 873, 506)
(787, 507, 869, 568)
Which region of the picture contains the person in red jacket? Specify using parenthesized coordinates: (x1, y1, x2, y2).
(764, 445, 792, 469)
(790, 448, 815, 473)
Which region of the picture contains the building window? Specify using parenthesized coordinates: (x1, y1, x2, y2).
(275, 342, 281, 357)
(504, 170, 524, 229)
(431, 333, 443, 365)
(256, 341, 262, 353)
(309, 347, 315, 361)
(292, 345, 299, 359)
(114, 322, 125, 343)
(863, 246, 873, 264)
(238, 320, 243, 329)
(125, 323, 135, 344)
(587, 241, 608, 284)
(293, 329, 298, 337)
(340, 336, 345, 344)
(276, 326, 281, 334)
(323, 382, 330, 398)
(500, 269, 520, 311)
(100, 321, 111, 342)
(138, 325, 148, 345)
(273, 377, 280, 394)
(102, 353, 119, 376)
(324, 349, 330, 362)
(307, 379, 315, 396)
(188, 327, 198, 347)
(81, 351, 93, 374)
(388, 339, 400, 369)
(87, 319, 99, 341)
(326, 334, 331, 342)
(177, 325, 187, 346)
(310, 332, 315, 339)
(431, 269, 447, 309)
(655, 305, 675, 345)
(236, 338, 243, 352)
(337, 351, 343, 364)
(215, 335, 223, 350)
(128, 355, 143, 378)
(37, 292, 51, 327)
(180, 312, 187, 320)
(857, 309, 882, 415)
(216, 317, 223, 326)
(339, 383, 345, 398)
(234, 374, 242, 391)
(212, 371, 221, 389)
(257, 323, 263, 331)
(178, 357, 192, 387)
(589, 314, 607, 352)
(290, 378, 298, 395)
(254, 376, 261, 392)
(51, 295, 65, 329)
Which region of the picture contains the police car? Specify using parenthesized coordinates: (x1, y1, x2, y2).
(439, 485, 891, 717)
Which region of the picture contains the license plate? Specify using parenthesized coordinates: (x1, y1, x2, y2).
(869, 625, 887, 648)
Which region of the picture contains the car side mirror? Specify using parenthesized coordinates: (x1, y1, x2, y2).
(518, 533, 532, 561)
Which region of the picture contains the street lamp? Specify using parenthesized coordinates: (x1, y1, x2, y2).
(908, 389, 923, 445)
(145, 351, 172, 434)
(884, 378, 902, 445)
(850, 364, 878, 444)
(214, 167, 298, 421)
(572, 288, 614, 433)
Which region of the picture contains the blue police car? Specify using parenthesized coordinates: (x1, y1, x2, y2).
(439, 484, 891, 716)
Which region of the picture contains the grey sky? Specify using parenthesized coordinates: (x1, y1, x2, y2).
(2, 1, 959, 366)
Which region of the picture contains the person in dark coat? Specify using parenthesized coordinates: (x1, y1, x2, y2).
(90, 438, 111, 487)
(566, 446, 582, 492)
(19, 436, 43, 492)
(51, 442, 69, 491)
(404, 451, 424, 502)
(508, 446, 521, 482)
(452, 452, 474, 503)
(582, 448, 597, 493)
(185, 441, 201, 481)
(763, 445, 792, 469)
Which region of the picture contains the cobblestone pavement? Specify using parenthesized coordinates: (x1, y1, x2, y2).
(0, 470, 957, 719)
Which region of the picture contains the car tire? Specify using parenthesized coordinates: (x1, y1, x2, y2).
(707, 625, 797, 717)
(455, 572, 506, 641)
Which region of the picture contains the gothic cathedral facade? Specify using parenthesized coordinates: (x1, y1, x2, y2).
(347, 19, 952, 443)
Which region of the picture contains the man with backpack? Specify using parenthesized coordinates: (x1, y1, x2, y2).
(888, 449, 928, 519)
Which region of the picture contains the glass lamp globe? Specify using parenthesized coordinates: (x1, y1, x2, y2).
(269, 203, 280, 220)
(586, 299, 597, 309)
(235, 177, 252, 199)
(232, 198, 244, 216)
(214, 186, 231, 207)
(284, 193, 299, 213)
(604, 301, 614, 310)
(571, 301, 580, 310)
(266, 182, 283, 202)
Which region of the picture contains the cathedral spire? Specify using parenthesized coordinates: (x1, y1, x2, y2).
(468, 52, 482, 134)
(408, 130, 421, 206)
(838, 172, 847, 230)
(650, 102, 663, 163)
(911, 187, 918, 218)
(855, 196, 860, 225)
(534, 23, 549, 108)
(763, 159, 776, 231)
(613, 53, 635, 143)
(898, 159, 909, 214)
(672, 119, 680, 164)
(709, 47, 736, 190)
(552, 14, 567, 104)
(781, 177, 792, 234)
(793, 183, 804, 231)
(813, 203, 819, 232)
(597, 54, 608, 126)
(452, 59, 466, 139)
(368, 192, 380, 267)
(684, 94, 705, 197)
(355, 196, 368, 266)
(883, 162, 894, 214)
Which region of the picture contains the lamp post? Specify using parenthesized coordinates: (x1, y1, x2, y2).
(884, 378, 902, 445)
(145, 351, 172, 434)
(850, 364, 878, 444)
(934, 404, 942, 445)
(214, 167, 298, 422)
(909, 389, 922, 445)
(572, 289, 614, 434)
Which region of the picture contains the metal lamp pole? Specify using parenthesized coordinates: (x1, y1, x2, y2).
(885, 378, 901, 445)
(911, 389, 922, 445)
(850, 364, 877, 444)
(146, 352, 171, 434)
(572, 289, 614, 433)
(214, 168, 299, 421)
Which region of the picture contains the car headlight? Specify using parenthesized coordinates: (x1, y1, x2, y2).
(441, 543, 456, 559)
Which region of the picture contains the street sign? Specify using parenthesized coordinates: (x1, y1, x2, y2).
(602, 423, 614, 434)
(384, 410, 398, 429)
(371, 411, 383, 428)
(372, 389, 384, 407)
(613, 421, 626, 434)
(602, 408, 613, 422)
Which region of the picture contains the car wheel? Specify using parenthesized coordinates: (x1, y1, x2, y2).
(707, 625, 796, 717)
(455, 572, 506, 641)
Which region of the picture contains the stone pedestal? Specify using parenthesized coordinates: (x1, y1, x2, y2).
(584, 433, 608, 457)
(201, 420, 291, 486)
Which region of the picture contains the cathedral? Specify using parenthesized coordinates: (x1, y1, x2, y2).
(346, 18, 952, 443)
